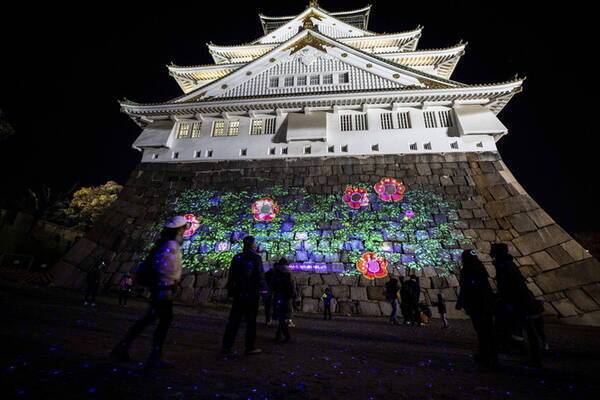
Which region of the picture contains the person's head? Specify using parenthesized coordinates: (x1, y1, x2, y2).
(490, 243, 511, 261)
(274, 257, 289, 270)
(409, 274, 417, 281)
(243, 235, 258, 251)
(161, 216, 191, 243)
(325, 287, 331, 293)
(437, 292, 444, 300)
(461, 249, 479, 265)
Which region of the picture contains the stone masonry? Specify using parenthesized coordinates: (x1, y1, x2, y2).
(52, 152, 600, 325)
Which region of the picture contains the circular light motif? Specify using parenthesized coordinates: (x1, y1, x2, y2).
(373, 178, 405, 202)
(216, 241, 230, 251)
(342, 186, 369, 209)
(183, 214, 201, 236)
(251, 198, 279, 221)
(405, 210, 415, 219)
(356, 252, 388, 280)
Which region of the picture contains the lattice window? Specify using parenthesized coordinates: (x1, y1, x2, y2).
(264, 118, 276, 135)
(212, 121, 226, 137)
(380, 113, 394, 130)
(424, 142, 432, 150)
(297, 76, 307, 86)
(194, 150, 202, 158)
(228, 120, 240, 136)
(339, 72, 349, 84)
(269, 77, 279, 88)
(323, 74, 333, 85)
(251, 119, 263, 135)
(304, 145, 311, 154)
(310, 75, 320, 85)
(176, 123, 190, 138)
(284, 76, 294, 87)
(340, 115, 353, 131)
(269, 147, 276, 155)
(424, 111, 438, 128)
(397, 112, 411, 129)
(191, 122, 202, 138)
(354, 114, 368, 131)
(328, 145, 335, 153)
(450, 141, 459, 149)
(409, 143, 418, 151)
(341, 145, 349, 153)
(172, 152, 179, 159)
(438, 110, 454, 127)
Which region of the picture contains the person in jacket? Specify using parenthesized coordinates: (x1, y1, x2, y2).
(402, 275, 421, 326)
(435, 292, 449, 328)
(491, 243, 542, 366)
(321, 288, 334, 320)
(118, 274, 134, 306)
(384, 278, 400, 324)
(110, 216, 189, 368)
(456, 249, 498, 368)
(270, 258, 296, 342)
(222, 235, 267, 355)
(83, 260, 105, 306)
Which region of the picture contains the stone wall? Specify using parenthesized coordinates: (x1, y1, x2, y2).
(52, 152, 600, 325)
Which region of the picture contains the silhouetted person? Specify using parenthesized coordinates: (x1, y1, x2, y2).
(403, 275, 421, 326)
(321, 288, 334, 320)
(418, 303, 432, 324)
(435, 292, 449, 328)
(83, 260, 105, 306)
(384, 278, 400, 324)
(110, 216, 189, 368)
(456, 249, 498, 368)
(222, 236, 267, 355)
(491, 243, 542, 366)
(118, 274, 133, 306)
(270, 258, 296, 342)
(263, 266, 275, 325)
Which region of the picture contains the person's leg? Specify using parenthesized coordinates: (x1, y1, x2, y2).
(533, 316, 547, 349)
(280, 317, 290, 341)
(149, 300, 174, 361)
(264, 295, 272, 324)
(244, 296, 260, 351)
(222, 297, 244, 351)
(441, 313, 449, 328)
(390, 299, 398, 323)
(524, 318, 541, 364)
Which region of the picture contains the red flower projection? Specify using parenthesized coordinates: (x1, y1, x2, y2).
(342, 186, 370, 209)
(252, 197, 279, 221)
(356, 252, 389, 280)
(373, 177, 405, 202)
(183, 214, 201, 236)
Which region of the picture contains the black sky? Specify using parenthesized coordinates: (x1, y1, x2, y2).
(1, 1, 597, 232)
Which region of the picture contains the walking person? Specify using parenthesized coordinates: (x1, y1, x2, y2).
(456, 249, 498, 368)
(222, 236, 268, 355)
(321, 288, 334, 320)
(403, 275, 421, 326)
(118, 274, 134, 306)
(83, 260, 105, 306)
(384, 278, 400, 324)
(435, 292, 450, 328)
(270, 258, 296, 342)
(491, 243, 543, 367)
(110, 216, 189, 368)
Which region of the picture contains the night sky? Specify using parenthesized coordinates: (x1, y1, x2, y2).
(1, 1, 597, 232)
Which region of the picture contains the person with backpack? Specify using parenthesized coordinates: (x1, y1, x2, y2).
(270, 258, 296, 342)
(110, 216, 190, 368)
(222, 235, 268, 355)
(384, 278, 400, 324)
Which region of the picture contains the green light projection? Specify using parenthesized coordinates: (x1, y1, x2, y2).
(148, 184, 472, 277)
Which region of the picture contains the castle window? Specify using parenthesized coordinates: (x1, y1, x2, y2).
(450, 141, 459, 149)
(284, 76, 294, 87)
(269, 77, 279, 88)
(303, 145, 311, 154)
(371, 144, 379, 151)
(172, 152, 179, 159)
(194, 150, 202, 158)
(207, 150, 213, 157)
(323, 74, 333, 85)
(152, 153, 159, 159)
(424, 111, 438, 128)
(269, 147, 276, 155)
(251, 119, 263, 135)
(339, 72, 349, 84)
(281, 147, 288, 155)
(310, 75, 320, 85)
(354, 114, 368, 130)
(297, 76, 307, 86)
(264, 118, 276, 134)
(438, 110, 454, 128)
(397, 112, 411, 129)
(476, 141, 483, 148)
(380, 113, 394, 130)
(341, 145, 348, 152)
(191, 122, 202, 138)
(240, 148, 247, 156)
(409, 143, 418, 151)
(228, 120, 240, 136)
(328, 145, 335, 153)
(176, 123, 190, 138)
(424, 142, 432, 150)
(212, 120, 226, 136)
(340, 114, 353, 131)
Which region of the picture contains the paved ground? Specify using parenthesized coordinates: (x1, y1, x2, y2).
(1, 282, 600, 400)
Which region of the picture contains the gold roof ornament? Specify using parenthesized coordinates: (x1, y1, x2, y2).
(283, 32, 331, 54)
(308, 1, 319, 8)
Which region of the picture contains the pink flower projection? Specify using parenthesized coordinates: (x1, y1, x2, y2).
(356, 252, 389, 280)
(252, 197, 279, 221)
(183, 214, 201, 236)
(342, 186, 370, 209)
(404, 210, 415, 219)
(374, 177, 405, 202)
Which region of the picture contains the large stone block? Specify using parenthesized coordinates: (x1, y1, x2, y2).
(508, 213, 537, 233)
(527, 209, 554, 228)
(302, 298, 319, 313)
(178, 287, 195, 303)
(51, 261, 83, 288)
(534, 258, 600, 293)
(551, 298, 580, 317)
(62, 238, 97, 266)
(367, 286, 386, 301)
(322, 274, 340, 286)
(530, 251, 560, 272)
(359, 301, 382, 316)
(484, 195, 537, 219)
(379, 301, 392, 316)
(300, 285, 313, 297)
(565, 289, 599, 312)
(331, 285, 350, 299)
(559, 310, 600, 327)
(561, 240, 591, 262)
(180, 274, 195, 288)
(583, 283, 600, 304)
(546, 245, 575, 266)
(350, 286, 368, 301)
(512, 224, 571, 256)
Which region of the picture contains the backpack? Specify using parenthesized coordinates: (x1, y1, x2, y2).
(134, 257, 158, 288)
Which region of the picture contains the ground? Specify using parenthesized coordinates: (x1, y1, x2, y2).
(1, 282, 599, 400)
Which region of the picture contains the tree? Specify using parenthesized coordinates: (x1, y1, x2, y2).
(64, 181, 123, 231)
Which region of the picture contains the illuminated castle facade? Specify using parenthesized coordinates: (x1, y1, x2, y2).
(54, 2, 600, 325)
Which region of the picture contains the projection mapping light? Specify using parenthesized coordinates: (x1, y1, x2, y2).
(150, 178, 471, 277)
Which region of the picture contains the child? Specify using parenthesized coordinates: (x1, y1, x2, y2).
(435, 292, 449, 328)
(321, 288, 334, 320)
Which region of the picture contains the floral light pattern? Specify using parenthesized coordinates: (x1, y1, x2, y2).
(251, 197, 279, 221)
(374, 177, 405, 202)
(356, 252, 389, 279)
(342, 186, 369, 209)
(403, 210, 415, 221)
(183, 214, 201, 236)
